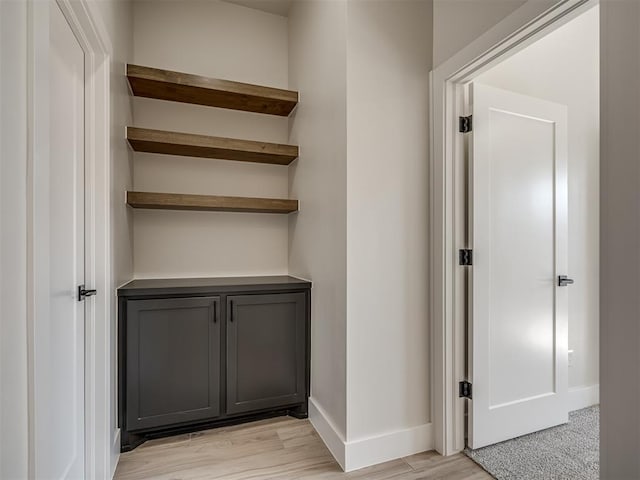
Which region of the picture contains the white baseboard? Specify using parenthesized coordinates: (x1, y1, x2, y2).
(110, 428, 121, 479)
(308, 398, 346, 469)
(569, 384, 599, 412)
(344, 422, 434, 472)
(308, 386, 596, 473)
(309, 397, 433, 473)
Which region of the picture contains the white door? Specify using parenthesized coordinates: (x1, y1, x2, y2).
(34, 3, 86, 478)
(468, 83, 569, 449)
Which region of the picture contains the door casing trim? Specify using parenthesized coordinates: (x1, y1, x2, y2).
(429, 0, 598, 455)
(26, 0, 114, 478)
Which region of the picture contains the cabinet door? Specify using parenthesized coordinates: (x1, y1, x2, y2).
(226, 293, 306, 415)
(126, 297, 221, 430)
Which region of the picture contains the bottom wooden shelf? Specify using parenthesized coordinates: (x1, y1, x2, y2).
(127, 191, 298, 214)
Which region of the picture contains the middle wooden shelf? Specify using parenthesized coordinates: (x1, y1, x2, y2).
(127, 126, 299, 165)
(127, 191, 299, 214)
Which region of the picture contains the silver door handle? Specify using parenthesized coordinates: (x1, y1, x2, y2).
(558, 276, 574, 287)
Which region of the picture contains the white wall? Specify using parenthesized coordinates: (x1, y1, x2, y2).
(433, 0, 527, 67)
(89, 0, 134, 289)
(476, 5, 599, 392)
(288, 0, 349, 461)
(345, 0, 432, 456)
(599, 1, 640, 477)
(132, 0, 290, 279)
(86, 2, 134, 474)
(0, 2, 29, 478)
(289, 0, 432, 470)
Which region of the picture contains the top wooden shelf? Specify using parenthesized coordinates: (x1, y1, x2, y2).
(127, 64, 298, 116)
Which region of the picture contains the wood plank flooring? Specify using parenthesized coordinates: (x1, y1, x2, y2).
(114, 416, 493, 480)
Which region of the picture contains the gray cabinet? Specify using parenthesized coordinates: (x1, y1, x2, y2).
(118, 276, 311, 451)
(126, 297, 221, 430)
(226, 293, 306, 414)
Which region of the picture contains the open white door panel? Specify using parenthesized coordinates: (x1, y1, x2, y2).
(468, 83, 569, 449)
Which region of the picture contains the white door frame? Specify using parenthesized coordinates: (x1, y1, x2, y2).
(429, 0, 598, 456)
(27, 0, 113, 478)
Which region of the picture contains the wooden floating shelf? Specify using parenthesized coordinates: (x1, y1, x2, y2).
(127, 127, 299, 165)
(127, 191, 298, 214)
(127, 64, 298, 116)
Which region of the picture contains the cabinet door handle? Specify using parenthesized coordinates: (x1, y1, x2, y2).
(229, 301, 233, 322)
(212, 302, 217, 323)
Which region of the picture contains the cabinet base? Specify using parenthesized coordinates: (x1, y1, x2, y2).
(288, 402, 308, 419)
(121, 402, 309, 452)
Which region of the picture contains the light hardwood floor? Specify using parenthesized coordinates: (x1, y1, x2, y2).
(114, 416, 493, 480)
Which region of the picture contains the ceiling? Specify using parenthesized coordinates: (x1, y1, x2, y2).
(222, 0, 292, 16)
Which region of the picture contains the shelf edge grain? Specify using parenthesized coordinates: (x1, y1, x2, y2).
(127, 191, 299, 214)
(127, 64, 298, 116)
(127, 127, 299, 165)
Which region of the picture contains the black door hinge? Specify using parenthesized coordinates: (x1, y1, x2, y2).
(459, 249, 473, 266)
(459, 381, 472, 399)
(459, 115, 472, 133)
